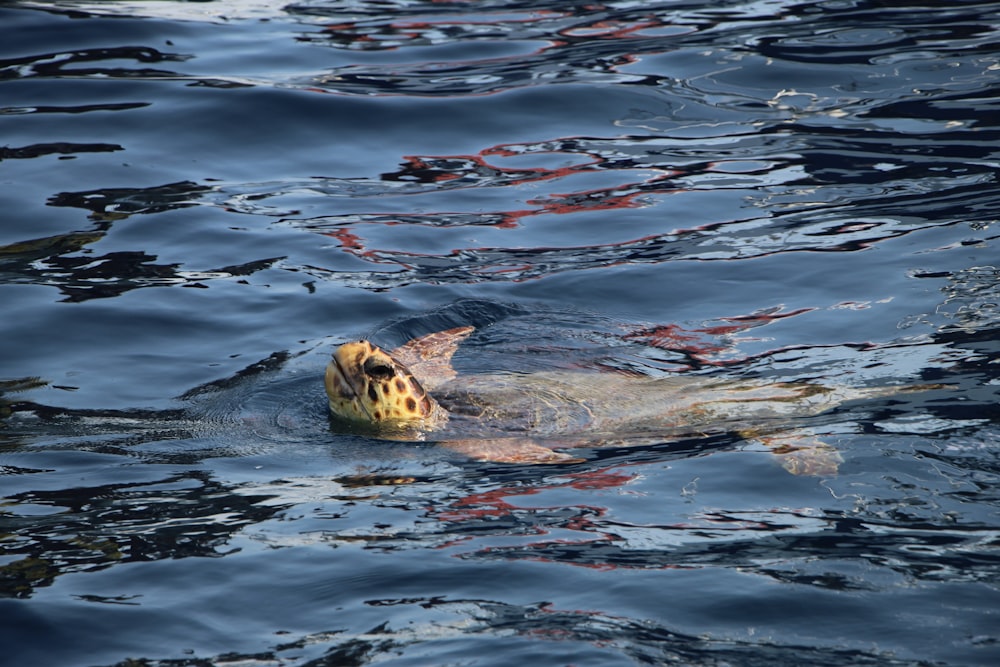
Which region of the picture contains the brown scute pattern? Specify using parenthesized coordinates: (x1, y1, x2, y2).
(374, 365, 424, 420)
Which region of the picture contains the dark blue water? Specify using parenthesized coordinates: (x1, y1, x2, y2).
(2, 1, 999, 665)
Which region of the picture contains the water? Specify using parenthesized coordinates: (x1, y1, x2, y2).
(1, 0, 999, 664)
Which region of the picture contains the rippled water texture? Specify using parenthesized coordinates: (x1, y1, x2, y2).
(2, 1, 999, 665)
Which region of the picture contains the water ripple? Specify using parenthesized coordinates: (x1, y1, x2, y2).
(3, 2, 1000, 665)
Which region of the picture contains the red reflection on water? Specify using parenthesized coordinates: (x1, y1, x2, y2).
(625, 307, 817, 368)
(323, 231, 671, 283)
(560, 17, 665, 39)
(320, 8, 571, 48)
(313, 8, 678, 65)
(712, 307, 817, 333)
(436, 485, 544, 522)
(429, 466, 651, 571)
(429, 459, 825, 570)
(625, 323, 730, 366)
(436, 465, 636, 525)
(313, 137, 684, 276)
(563, 469, 636, 490)
(328, 228, 366, 252)
(295, 131, 689, 285)
(388, 150, 597, 190)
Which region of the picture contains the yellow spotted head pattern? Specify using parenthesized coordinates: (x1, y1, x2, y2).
(325, 340, 439, 428)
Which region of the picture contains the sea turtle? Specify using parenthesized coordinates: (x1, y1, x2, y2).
(325, 326, 936, 475)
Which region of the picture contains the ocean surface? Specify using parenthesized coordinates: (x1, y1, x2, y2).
(1, 1, 999, 665)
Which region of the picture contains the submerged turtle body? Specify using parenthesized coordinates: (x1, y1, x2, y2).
(434, 371, 842, 440)
(326, 326, 925, 474)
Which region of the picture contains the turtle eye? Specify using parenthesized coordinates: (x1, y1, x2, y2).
(363, 358, 395, 380)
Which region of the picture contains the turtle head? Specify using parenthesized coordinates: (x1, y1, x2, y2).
(325, 340, 438, 428)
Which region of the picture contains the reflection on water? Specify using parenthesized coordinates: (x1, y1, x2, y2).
(2, 0, 999, 665)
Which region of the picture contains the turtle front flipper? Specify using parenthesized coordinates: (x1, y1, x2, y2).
(391, 326, 474, 391)
(740, 429, 844, 476)
(442, 438, 584, 465)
